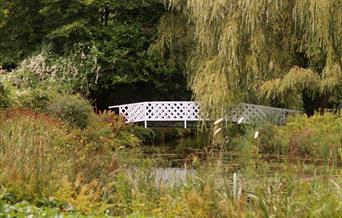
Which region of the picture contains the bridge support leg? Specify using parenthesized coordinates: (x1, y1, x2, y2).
(144, 120, 147, 128)
(184, 120, 187, 129)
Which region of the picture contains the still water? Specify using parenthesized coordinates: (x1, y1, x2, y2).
(138, 134, 340, 185)
(142, 132, 210, 167)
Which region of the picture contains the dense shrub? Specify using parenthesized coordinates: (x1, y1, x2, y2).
(278, 113, 342, 162)
(0, 81, 12, 108)
(3, 70, 40, 90)
(131, 126, 155, 144)
(47, 94, 93, 128)
(15, 88, 50, 112)
(65, 111, 140, 183)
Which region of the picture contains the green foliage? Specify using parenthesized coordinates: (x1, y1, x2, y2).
(11, 47, 100, 96)
(158, 0, 342, 115)
(234, 113, 342, 163)
(131, 126, 156, 144)
(79, 159, 342, 217)
(0, 0, 190, 108)
(2, 159, 342, 217)
(0, 110, 71, 200)
(0, 81, 12, 108)
(0, 108, 342, 217)
(0, 0, 45, 66)
(0, 108, 139, 214)
(15, 88, 50, 112)
(0, 199, 110, 217)
(278, 113, 342, 162)
(47, 94, 93, 129)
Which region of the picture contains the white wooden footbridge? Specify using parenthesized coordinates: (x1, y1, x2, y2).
(109, 101, 300, 128)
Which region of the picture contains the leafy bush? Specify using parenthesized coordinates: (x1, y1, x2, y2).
(0, 200, 101, 217)
(279, 113, 342, 162)
(8, 48, 100, 95)
(3, 70, 40, 90)
(131, 126, 155, 144)
(0, 81, 12, 108)
(64, 111, 140, 183)
(235, 113, 342, 163)
(47, 94, 93, 128)
(15, 88, 50, 112)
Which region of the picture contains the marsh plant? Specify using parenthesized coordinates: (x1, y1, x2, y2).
(0, 108, 139, 212)
(1, 72, 341, 217)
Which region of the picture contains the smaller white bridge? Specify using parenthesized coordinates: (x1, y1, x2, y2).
(109, 101, 300, 128)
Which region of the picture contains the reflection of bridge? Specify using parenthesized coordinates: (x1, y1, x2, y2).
(109, 101, 300, 128)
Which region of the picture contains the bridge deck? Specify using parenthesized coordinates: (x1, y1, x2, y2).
(109, 101, 300, 128)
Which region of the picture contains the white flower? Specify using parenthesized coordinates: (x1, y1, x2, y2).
(237, 117, 244, 124)
(213, 128, 222, 137)
(214, 118, 224, 125)
(254, 131, 259, 139)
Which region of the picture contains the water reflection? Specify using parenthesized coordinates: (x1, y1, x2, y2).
(139, 134, 341, 185)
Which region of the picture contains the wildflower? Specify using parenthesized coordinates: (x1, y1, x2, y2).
(237, 116, 244, 124)
(214, 118, 224, 126)
(254, 131, 259, 139)
(214, 128, 222, 137)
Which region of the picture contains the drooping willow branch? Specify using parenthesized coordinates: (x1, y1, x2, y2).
(153, 0, 342, 117)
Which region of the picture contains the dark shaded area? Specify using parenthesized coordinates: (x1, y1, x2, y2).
(93, 77, 191, 110)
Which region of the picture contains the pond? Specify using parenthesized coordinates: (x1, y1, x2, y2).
(142, 131, 210, 167)
(139, 133, 341, 186)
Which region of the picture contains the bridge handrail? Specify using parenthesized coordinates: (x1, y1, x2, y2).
(240, 103, 302, 113)
(109, 101, 196, 109)
(109, 101, 301, 128)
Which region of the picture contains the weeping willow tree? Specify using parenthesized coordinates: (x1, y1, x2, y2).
(152, 0, 342, 116)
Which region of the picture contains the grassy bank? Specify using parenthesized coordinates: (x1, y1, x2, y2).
(0, 109, 341, 217)
(1, 154, 342, 217)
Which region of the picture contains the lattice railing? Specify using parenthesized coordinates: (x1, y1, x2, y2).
(109, 101, 300, 127)
(145, 102, 201, 121)
(230, 103, 297, 125)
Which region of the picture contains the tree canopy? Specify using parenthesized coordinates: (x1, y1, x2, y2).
(156, 0, 342, 116)
(0, 0, 191, 108)
(1, 0, 341, 113)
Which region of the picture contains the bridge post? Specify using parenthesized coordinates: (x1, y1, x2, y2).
(184, 103, 188, 129)
(144, 102, 147, 128)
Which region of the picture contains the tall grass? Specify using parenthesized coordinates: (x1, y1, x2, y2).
(0, 109, 139, 211)
(231, 113, 342, 164)
(100, 158, 342, 218)
(0, 110, 341, 217)
(0, 109, 69, 200)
